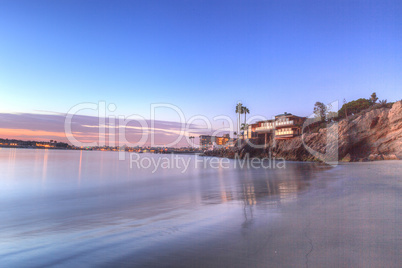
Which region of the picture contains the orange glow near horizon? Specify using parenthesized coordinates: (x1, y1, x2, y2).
(0, 127, 191, 147)
(0, 128, 100, 143)
(0, 128, 66, 140)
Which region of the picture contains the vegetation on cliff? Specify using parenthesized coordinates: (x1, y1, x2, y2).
(204, 96, 402, 162)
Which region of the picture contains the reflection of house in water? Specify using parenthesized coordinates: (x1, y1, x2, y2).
(241, 178, 303, 206)
(199, 163, 330, 208)
(234, 163, 326, 207)
(277, 181, 299, 203)
(242, 184, 256, 206)
(219, 188, 234, 203)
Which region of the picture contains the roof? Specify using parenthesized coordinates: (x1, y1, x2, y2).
(275, 112, 293, 117)
(255, 119, 275, 124)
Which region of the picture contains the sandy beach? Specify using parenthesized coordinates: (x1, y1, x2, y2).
(114, 161, 401, 267)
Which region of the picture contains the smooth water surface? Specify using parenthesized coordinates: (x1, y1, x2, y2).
(0, 148, 400, 267)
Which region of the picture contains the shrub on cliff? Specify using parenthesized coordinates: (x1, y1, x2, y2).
(338, 98, 371, 119)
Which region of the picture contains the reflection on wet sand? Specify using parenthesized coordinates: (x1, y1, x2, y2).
(201, 162, 331, 208)
(196, 161, 333, 231)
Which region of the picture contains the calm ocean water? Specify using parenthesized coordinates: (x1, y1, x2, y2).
(0, 148, 399, 267)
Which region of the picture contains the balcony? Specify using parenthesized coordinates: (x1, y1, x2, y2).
(275, 120, 294, 126)
(275, 130, 294, 136)
(255, 126, 275, 132)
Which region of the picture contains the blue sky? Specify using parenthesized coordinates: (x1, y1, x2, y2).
(0, 0, 401, 125)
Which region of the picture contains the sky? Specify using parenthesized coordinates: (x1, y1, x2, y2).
(0, 0, 401, 145)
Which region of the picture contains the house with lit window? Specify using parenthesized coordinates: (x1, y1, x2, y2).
(215, 134, 230, 146)
(200, 134, 231, 150)
(244, 112, 306, 143)
(246, 123, 259, 139)
(199, 135, 214, 150)
(253, 119, 276, 144)
(274, 112, 306, 140)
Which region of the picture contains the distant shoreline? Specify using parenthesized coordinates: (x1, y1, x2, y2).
(0, 145, 204, 155)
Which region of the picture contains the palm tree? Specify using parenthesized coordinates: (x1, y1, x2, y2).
(235, 102, 243, 137)
(242, 106, 249, 126)
(379, 99, 388, 107)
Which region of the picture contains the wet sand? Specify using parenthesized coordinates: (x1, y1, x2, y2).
(112, 161, 401, 267)
(1, 149, 400, 267)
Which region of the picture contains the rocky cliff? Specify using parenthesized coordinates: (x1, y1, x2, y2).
(204, 101, 402, 162)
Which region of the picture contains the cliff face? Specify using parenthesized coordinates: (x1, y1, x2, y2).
(271, 101, 402, 162)
(203, 101, 402, 162)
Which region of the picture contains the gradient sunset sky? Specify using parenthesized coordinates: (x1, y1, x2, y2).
(0, 0, 401, 144)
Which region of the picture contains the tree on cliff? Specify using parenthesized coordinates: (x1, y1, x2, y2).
(343, 98, 348, 119)
(369, 92, 379, 105)
(314, 102, 327, 122)
(338, 98, 371, 119)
